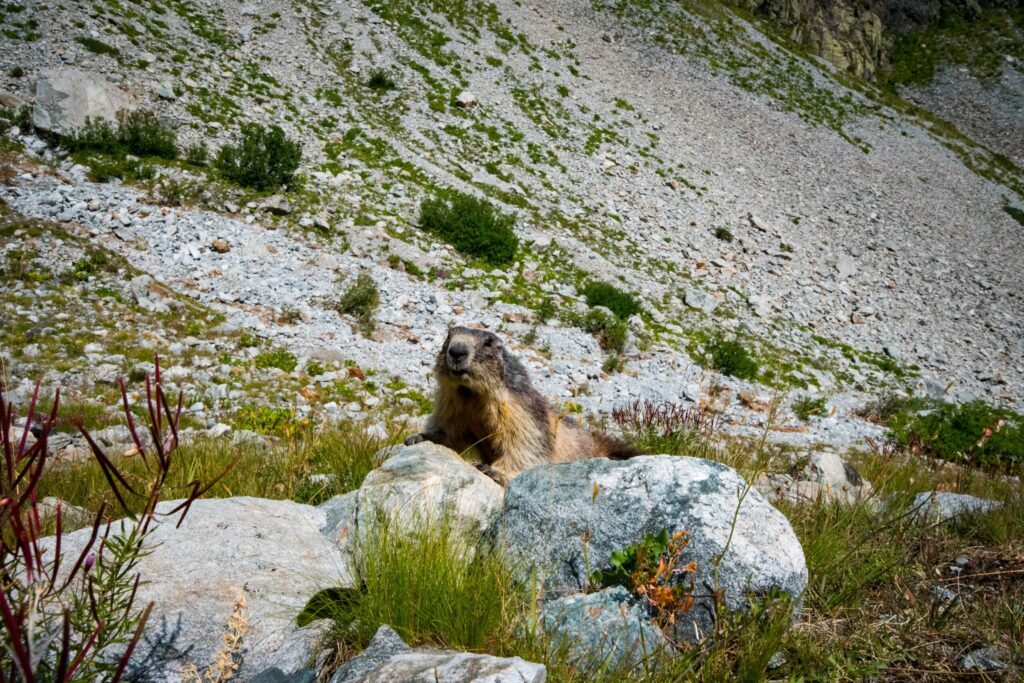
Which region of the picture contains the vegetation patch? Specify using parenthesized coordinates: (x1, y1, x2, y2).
(418, 190, 518, 266)
(65, 110, 178, 160)
(338, 272, 381, 337)
(215, 123, 302, 190)
(580, 280, 642, 319)
(75, 35, 121, 57)
(578, 307, 628, 353)
(886, 398, 1024, 470)
(792, 395, 827, 421)
(253, 347, 298, 373)
(706, 336, 759, 380)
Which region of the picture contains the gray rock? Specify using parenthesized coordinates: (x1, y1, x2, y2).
(250, 668, 316, 683)
(683, 287, 718, 314)
(539, 586, 667, 671)
(356, 443, 504, 537)
(455, 91, 478, 108)
(496, 456, 807, 642)
(756, 450, 872, 506)
(329, 625, 410, 682)
(330, 625, 545, 683)
(319, 491, 357, 551)
(33, 68, 135, 135)
(912, 491, 1001, 523)
(960, 646, 1008, 672)
(45, 498, 349, 681)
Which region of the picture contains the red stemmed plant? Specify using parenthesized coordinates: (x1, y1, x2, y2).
(1, 356, 238, 681)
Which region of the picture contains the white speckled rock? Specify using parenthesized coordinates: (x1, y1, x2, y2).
(496, 456, 807, 642)
(912, 491, 1001, 523)
(539, 586, 667, 671)
(330, 625, 545, 682)
(33, 68, 136, 134)
(45, 497, 349, 681)
(355, 443, 505, 536)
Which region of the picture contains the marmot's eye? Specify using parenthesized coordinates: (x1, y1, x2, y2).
(484, 338, 493, 347)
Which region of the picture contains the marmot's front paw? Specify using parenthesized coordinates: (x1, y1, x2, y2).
(475, 462, 508, 487)
(404, 433, 426, 446)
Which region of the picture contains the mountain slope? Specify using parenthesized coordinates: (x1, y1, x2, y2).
(1, 0, 1022, 433)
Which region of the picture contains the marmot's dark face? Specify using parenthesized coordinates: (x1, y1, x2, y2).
(435, 326, 505, 392)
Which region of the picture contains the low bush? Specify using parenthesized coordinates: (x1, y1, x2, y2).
(707, 336, 758, 380)
(365, 67, 398, 91)
(8, 65, 24, 78)
(888, 399, 1024, 470)
(75, 35, 120, 57)
(337, 272, 380, 337)
(215, 123, 302, 190)
(253, 347, 298, 373)
(185, 141, 209, 166)
(418, 190, 518, 266)
(579, 280, 642, 319)
(234, 404, 298, 435)
(65, 110, 177, 159)
(792, 395, 828, 421)
(117, 110, 177, 158)
(579, 307, 628, 353)
(714, 226, 733, 242)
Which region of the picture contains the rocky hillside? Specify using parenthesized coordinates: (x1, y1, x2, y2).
(1, 0, 1023, 443)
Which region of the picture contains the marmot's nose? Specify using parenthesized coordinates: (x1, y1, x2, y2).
(447, 343, 469, 365)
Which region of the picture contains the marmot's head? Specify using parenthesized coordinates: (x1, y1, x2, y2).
(434, 326, 507, 394)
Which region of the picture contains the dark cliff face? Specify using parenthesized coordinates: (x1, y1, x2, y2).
(732, 0, 1021, 77)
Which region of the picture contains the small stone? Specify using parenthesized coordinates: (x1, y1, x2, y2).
(211, 238, 231, 253)
(684, 287, 718, 314)
(455, 91, 478, 108)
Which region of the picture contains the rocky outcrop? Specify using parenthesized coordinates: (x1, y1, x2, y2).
(495, 455, 807, 642)
(732, 0, 885, 77)
(328, 626, 546, 683)
(48, 497, 349, 682)
(32, 68, 135, 135)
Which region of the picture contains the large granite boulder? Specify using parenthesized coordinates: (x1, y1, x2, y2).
(33, 68, 135, 135)
(329, 625, 545, 682)
(47, 497, 349, 681)
(354, 442, 504, 536)
(495, 456, 807, 642)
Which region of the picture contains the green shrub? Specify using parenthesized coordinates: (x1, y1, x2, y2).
(65, 117, 121, 155)
(714, 227, 733, 242)
(253, 348, 298, 373)
(298, 516, 523, 650)
(1005, 205, 1024, 228)
(793, 395, 828, 421)
(305, 361, 325, 377)
(365, 67, 397, 91)
(65, 110, 177, 160)
(185, 141, 208, 166)
(234, 405, 296, 435)
(418, 190, 518, 266)
(888, 400, 1024, 469)
(707, 336, 758, 380)
(75, 36, 120, 57)
(215, 123, 302, 190)
(8, 66, 24, 78)
(580, 280, 642, 319)
(580, 307, 628, 353)
(337, 272, 380, 337)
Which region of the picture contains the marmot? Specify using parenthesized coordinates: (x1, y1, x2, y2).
(405, 326, 637, 485)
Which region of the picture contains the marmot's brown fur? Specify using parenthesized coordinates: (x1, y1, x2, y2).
(405, 326, 637, 485)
